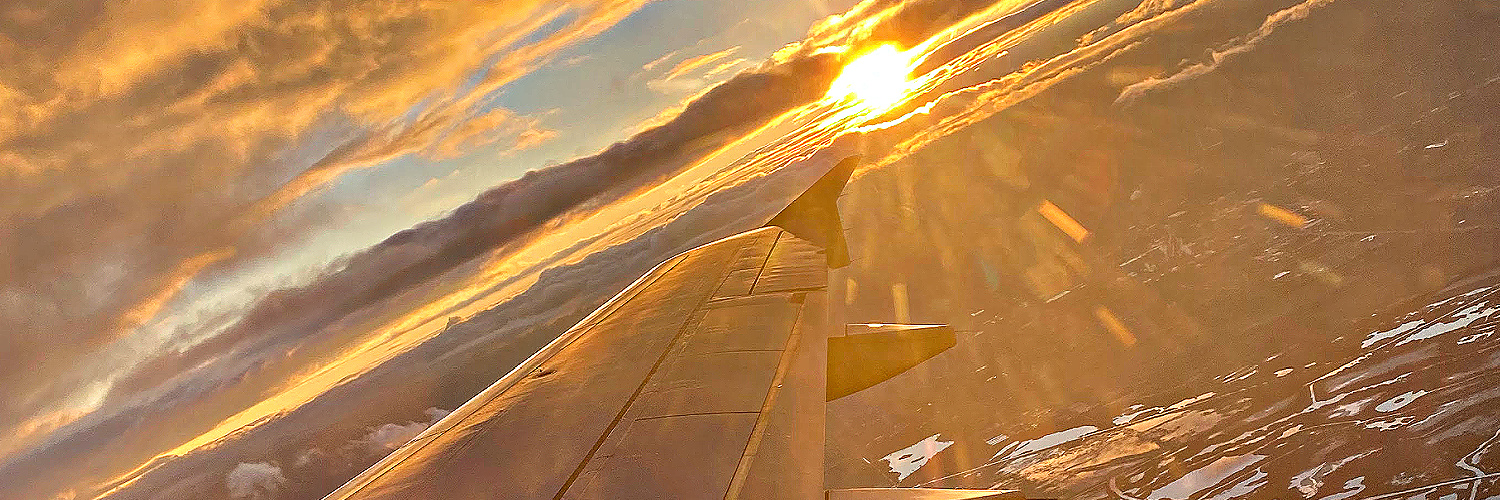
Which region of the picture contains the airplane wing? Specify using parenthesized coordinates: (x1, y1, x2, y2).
(326, 225, 832, 499)
(327, 157, 996, 499)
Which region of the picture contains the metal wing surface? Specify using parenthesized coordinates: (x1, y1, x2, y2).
(326, 226, 831, 500)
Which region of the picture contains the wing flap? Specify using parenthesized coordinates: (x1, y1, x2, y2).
(754, 232, 829, 293)
(826, 324, 957, 401)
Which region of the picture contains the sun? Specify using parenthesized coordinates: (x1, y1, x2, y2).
(826, 44, 917, 113)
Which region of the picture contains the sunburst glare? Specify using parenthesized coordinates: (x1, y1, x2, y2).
(825, 44, 918, 114)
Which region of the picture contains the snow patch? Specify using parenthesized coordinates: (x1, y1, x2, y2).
(882, 434, 955, 481)
(1148, 455, 1266, 500)
(1376, 390, 1428, 412)
(992, 425, 1099, 460)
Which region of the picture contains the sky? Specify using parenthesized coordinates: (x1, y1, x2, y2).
(0, 0, 1033, 497)
(0, 0, 1400, 497)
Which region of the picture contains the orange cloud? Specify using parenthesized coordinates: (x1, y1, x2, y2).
(661, 46, 742, 81)
(641, 50, 681, 72)
(702, 58, 748, 78)
(110, 247, 238, 339)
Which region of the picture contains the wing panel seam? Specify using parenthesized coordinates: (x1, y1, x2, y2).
(747, 231, 784, 295)
(630, 410, 761, 422)
(723, 296, 808, 499)
(551, 241, 750, 499)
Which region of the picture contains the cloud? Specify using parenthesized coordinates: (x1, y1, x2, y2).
(291, 448, 326, 470)
(0, 0, 646, 452)
(647, 47, 745, 94)
(702, 58, 749, 79)
(560, 54, 594, 67)
(108, 247, 238, 340)
(1115, 0, 1338, 105)
(359, 422, 429, 454)
(431, 108, 558, 160)
(1079, 0, 1197, 44)
(641, 50, 680, 72)
(512, 128, 560, 153)
(353, 407, 450, 454)
(777, 0, 1001, 61)
(661, 46, 743, 82)
(225, 462, 286, 500)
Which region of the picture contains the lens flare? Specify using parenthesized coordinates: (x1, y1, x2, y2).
(825, 44, 917, 113)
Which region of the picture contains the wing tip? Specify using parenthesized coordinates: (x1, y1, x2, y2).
(765, 155, 859, 268)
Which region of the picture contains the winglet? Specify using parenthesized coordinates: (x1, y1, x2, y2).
(765, 155, 859, 268)
(826, 324, 956, 401)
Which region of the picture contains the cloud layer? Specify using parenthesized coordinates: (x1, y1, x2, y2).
(0, 0, 642, 449)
